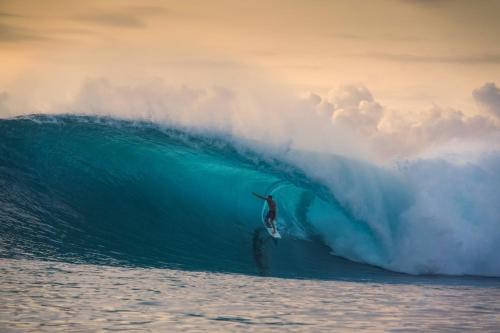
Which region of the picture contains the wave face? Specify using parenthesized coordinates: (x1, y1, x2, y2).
(1, 115, 499, 278)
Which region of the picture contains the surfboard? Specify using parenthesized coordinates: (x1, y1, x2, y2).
(262, 204, 281, 239)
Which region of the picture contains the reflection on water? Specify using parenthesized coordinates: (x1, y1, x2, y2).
(1, 258, 500, 332)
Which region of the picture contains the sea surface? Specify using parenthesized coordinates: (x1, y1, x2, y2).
(2, 258, 500, 332)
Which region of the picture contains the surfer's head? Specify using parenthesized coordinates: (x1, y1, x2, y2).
(268, 195, 272, 199)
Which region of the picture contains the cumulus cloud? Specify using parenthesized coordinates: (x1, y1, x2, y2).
(300, 85, 383, 132)
(329, 85, 383, 132)
(473, 82, 500, 119)
(299, 92, 334, 117)
(375, 105, 498, 157)
(299, 82, 500, 157)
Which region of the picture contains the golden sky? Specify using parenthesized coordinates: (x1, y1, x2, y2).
(1, 0, 499, 114)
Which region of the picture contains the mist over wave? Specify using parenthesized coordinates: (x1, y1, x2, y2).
(1, 114, 499, 277)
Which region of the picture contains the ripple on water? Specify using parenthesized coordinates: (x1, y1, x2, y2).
(1, 258, 500, 332)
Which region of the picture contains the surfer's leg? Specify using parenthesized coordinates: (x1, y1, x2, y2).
(265, 214, 272, 227)
(269, 212, 276, 233)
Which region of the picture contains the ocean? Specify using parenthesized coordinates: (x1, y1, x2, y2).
(1, 115, 499, 331)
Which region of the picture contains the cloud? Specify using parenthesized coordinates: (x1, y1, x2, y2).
(473, 82, 500, 119)
(359, 52, 500, 65)
(0, 23, 47, 42)
(400, 0, 452, 7)
(130, 6, 170, 16)
(300, 92, 334, 117)
(328, 33, 426, 42)
(329, 85, 383, 131)
(385, 105, 495, 143)
(77, 6, 169, 28)
(0, 12, 23, 18)
(300, 83, 500, 157)
(78, 13, 147, 28)
(301, 84, 384, 133)
(376, 106, 498, 157)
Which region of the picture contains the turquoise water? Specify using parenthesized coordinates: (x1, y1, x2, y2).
(0, 115, 401, 278)
(1, 115, 500, 331)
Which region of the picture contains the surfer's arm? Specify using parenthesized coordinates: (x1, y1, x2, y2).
(252, 192, 266, 200)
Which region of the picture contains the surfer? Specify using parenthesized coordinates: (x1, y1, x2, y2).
(252, 192, 277, 235)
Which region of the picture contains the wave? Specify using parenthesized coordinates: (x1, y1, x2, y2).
(0, 115, 499, 278)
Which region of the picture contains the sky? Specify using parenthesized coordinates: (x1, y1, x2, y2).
(1, 0, 499, 158)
